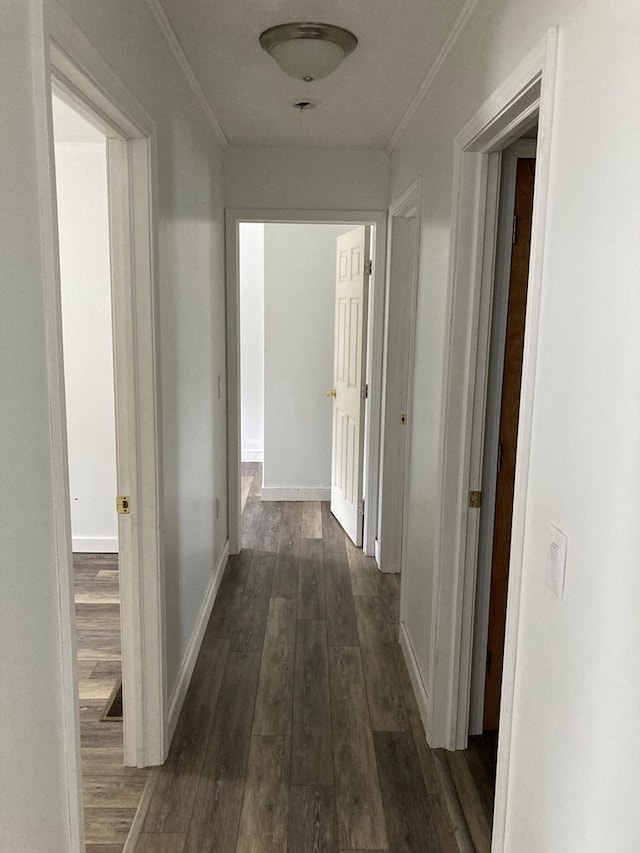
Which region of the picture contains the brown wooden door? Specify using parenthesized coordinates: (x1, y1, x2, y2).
(483, 157, 536, 731)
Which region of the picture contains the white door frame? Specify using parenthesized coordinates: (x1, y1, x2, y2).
(468, 138, 537, 736)
(426, 27, 557, 848)
(226, 209, 387, 557)
(45, 3, 166, 772)
(377, 179, 422, 573)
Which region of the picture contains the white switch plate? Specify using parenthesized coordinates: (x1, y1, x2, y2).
(546, 524, 567, 599)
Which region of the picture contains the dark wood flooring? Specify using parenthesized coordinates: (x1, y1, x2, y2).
(134, 463, 465, 852)
(74, 552, 151, 851)
(444, 733, 497, 853)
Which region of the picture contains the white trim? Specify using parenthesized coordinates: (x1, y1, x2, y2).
(142, 0, 228, 148)
(261, 487, 331, 502)
(47, 1, 166, 770)
(426, 27, 557, 851)
(386, 0, 480, 154)
(469, 139, 537, 736)
(36, 26, 84, 853)
(399, 621, 429, 734)
(241, 450, 264, 462)
(226, 209, 387, 558)
(72, 537, 119, 553)
(167, 541, 229, 740)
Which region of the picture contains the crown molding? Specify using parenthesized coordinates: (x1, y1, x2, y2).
(143, 0, 229, 148)
(385, 0, 480, 154)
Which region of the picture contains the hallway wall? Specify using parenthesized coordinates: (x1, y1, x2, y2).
(1, 3, 79, 849)
(1, 1, 228, 848)
(390, 0, 640, 849)
(224, 146, 390, 211)
(54, 0, 229, 704)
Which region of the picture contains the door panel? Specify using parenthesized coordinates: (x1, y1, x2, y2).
(378, 216, 417, 572)
(483, 157, 536, 731)
(330, 226, 370, 545)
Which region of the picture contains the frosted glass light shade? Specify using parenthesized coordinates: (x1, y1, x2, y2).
(271, 39, 345, 81)
(260, 23, 357, 83)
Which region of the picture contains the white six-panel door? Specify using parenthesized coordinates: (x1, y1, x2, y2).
(330, 226, 370, 545)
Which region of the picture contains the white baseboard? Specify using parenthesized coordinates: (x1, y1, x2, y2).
(167, 539, 229, 742)
(374, 538, 381, 566)
(241, 450, 264, 462)
(399, 621, 430, 739)
(261, 486, 331, 501)
(72, 537, 118, 553)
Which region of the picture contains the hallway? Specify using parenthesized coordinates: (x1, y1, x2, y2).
(135, 464, 460, 851)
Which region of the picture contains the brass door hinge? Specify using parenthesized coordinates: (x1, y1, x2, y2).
(116, 495, 131, 515)
(364, 259, 373, 276)
(468, 490, 482, 509)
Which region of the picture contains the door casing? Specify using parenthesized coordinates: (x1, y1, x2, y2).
(46, 1, 166, 790)
(418, 28, 557, 852)
(469, 139, 537, 735)
(226, 210, 387, 558)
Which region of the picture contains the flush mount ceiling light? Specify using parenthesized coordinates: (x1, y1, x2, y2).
(259, 22, 357, 82)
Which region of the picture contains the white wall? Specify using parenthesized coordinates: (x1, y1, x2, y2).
(1, 1, 228, 847)
(262, 224, 352, 497)
(1, 3, 79, 849)
(52, 0, 229, 703)
(53, 102, 118, 553)
(390, 0, 640, 849)
(225, 146, 389, 211)
(239, 222, 264, 461)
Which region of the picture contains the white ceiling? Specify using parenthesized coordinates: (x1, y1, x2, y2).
(155, 0, 469, 150)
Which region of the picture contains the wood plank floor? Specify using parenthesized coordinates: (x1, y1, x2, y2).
(74, 552, 151, 852)
(135, 462, 464, 852)
(444, 733, 497, 853)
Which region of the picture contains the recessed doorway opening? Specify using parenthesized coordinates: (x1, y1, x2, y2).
(227, 210, 387, 559)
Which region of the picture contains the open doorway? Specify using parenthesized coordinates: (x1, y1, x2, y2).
(238, 222, 370, 544)
(49, 41, 164, 773)
(239, 222, 357, 508)
(51, 93, 153, 849)
(228, 211, 387, 558)
(47, 34, 166, 848)
(471, 134, 538, 737)
(443, 129, 538, 852)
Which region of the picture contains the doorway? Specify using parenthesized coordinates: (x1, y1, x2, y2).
(238, 221, 372, 545)
(48, 34, 165, 777)
(443, 133, 537, 852)
(227, 210, 387, 558)
(51, 92, 154, 848)
(470, 136, 538, 736)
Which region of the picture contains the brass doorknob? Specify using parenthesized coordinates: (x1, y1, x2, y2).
(326, 389, 336, 398)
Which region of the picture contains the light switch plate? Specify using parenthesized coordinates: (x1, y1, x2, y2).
(546, 524, 567, 599)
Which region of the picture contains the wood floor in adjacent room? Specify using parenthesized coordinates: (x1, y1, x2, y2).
(133, 463, 469, 852)
(74, 552, 151, 852)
